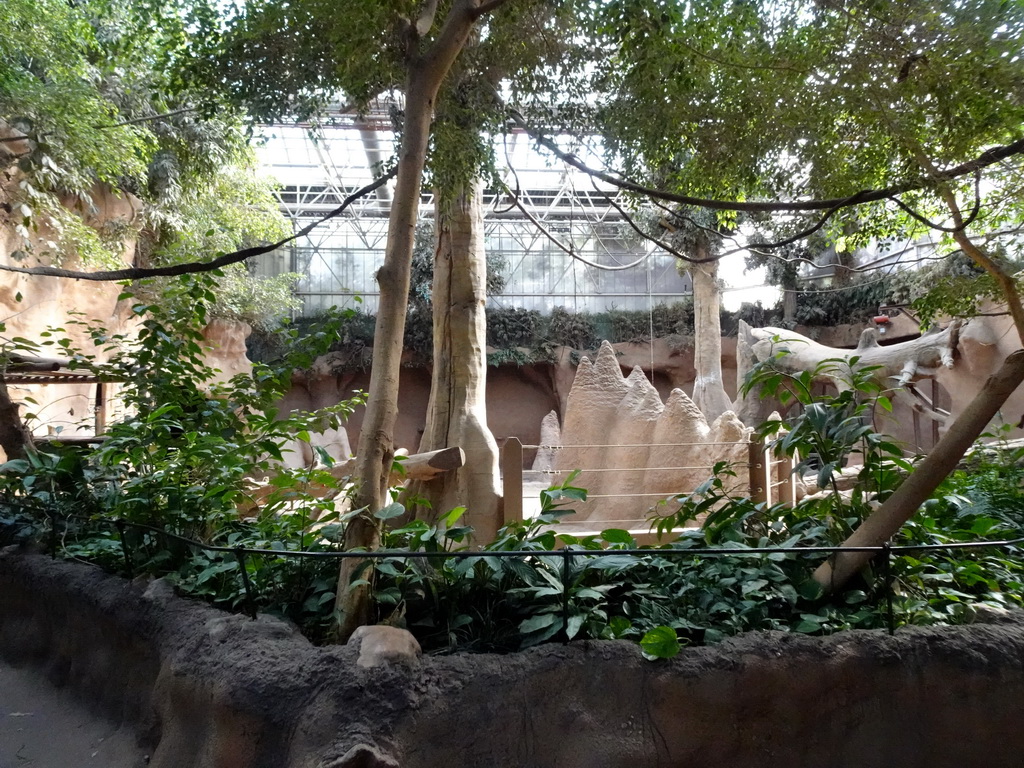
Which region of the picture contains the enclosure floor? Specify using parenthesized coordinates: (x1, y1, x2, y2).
(0, 661, 146, 768)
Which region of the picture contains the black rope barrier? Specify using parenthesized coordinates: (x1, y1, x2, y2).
(10, 511, 1023, 634)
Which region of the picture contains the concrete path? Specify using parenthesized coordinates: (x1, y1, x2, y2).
(0, 661, 147, 768)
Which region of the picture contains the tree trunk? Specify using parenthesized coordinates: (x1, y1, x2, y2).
(782, 284, 797, 326)
(811, 149, 1024, 593)
(734, 320, 779, 426)
(408, 182, 501, 543)
(335, 1, 480, 642)
(690, 250, 732, 422)
(0, 373, 35, 461)
(814, 349, 1024, 591)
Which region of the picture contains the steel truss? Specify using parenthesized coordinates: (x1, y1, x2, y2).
(254, 108, 691, 317)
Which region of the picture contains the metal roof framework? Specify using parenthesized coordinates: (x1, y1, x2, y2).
(253, 110, 692, 317)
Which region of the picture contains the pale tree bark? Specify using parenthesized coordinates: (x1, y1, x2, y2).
(408, 181, 501, 543)
(814, 150, 1024, 593)
(814, 349, 1024, 590)
(334, 0, 486, 641)
(744, 322, 960, 389)
(782, 288, 797, 326)
(736, 319, 960, 427)
(690, 248, 732, 422)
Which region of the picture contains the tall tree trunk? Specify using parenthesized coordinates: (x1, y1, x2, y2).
(409, 182, 501, 543)
(690, 249, 732, 422)
(334, 1, 480, 641)
(782, 283, 797, 326)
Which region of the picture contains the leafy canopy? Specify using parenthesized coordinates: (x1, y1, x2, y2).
(1, 0, 291, 324)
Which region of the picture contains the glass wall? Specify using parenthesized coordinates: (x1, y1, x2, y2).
(254, 119, 692, 317)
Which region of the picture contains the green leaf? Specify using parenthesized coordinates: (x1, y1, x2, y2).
(374, 503, 406, 520)
(609, 616, 632, 638)
(640, 626, 681, 660)
(600, 528, 634, 544)
(566, 614, 585, 640)
(798, 579, 825, 601)
(742, 578, 769, 595)
(442, 506, 467, 528)
(795, 620, 824, 634)
(443, 525, 474, 541)
(519, 612, 560, 634)
(586, 554, 638, 572)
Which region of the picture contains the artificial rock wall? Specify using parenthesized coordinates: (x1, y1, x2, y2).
(4, 550, 1024, 768)
(0, 147, 251, 450)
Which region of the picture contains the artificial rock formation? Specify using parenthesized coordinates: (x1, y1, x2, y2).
(550, 341, 749, 526)
(743, 321, 959, 388)
(531, 410, 561, 472)
(736, 320, 961, 426)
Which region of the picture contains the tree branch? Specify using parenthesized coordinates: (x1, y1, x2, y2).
(94, 107, 200, 130)
(2, 107, 203, 146)
(0, 166, 398, 282)
(502, 182, 648, 271)
(507, 107, 1024, 214)
(415, 0, 441, 36)
(471, 0, 513, 19)
(887, 171, 983, 233)
(588, 178, 715, 264)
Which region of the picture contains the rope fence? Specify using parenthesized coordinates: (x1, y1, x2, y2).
(521, 441, 754, 449)
(536, 465, 723, 474)
(16, 510, 1023, 640)
(504, 437, 799, 519)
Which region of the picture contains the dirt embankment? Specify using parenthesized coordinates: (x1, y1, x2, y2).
(2, 548, 1024, 768)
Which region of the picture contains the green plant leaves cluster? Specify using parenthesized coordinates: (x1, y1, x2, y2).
(5, 302, 1024, 656)
(0, 275, 365, 639)
(2, 0, 293, 323)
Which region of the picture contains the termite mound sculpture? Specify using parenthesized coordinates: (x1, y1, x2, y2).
(541, 341, 750, 526)
(540, 318, 985, 529)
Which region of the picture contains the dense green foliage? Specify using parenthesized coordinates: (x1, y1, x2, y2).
(249, 299, 797, 370)
(578, 0, 1024, 242)
(1, 0, 293, 324)
(0, 276, 364, 636)
(4, 302, 1023, 651)
(249, 284, 912, 370)
(4, 0, 1024, 654)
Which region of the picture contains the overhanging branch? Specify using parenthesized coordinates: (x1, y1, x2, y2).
(888, 170, 983, 233)
(0, 166, 398, 282)
(507, 107, 1024, 214)
(471, 0, 513, 18)
(588, 177, 714, 264)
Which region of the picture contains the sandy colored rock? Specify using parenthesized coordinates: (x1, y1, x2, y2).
(531, 410, 561, 471)
(553, 341, 751, 526)
(200, 318, 253, 385)
(348, 625, 422, 668)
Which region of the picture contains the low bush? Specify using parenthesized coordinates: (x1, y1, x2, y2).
(2, 295, 1022, 655)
